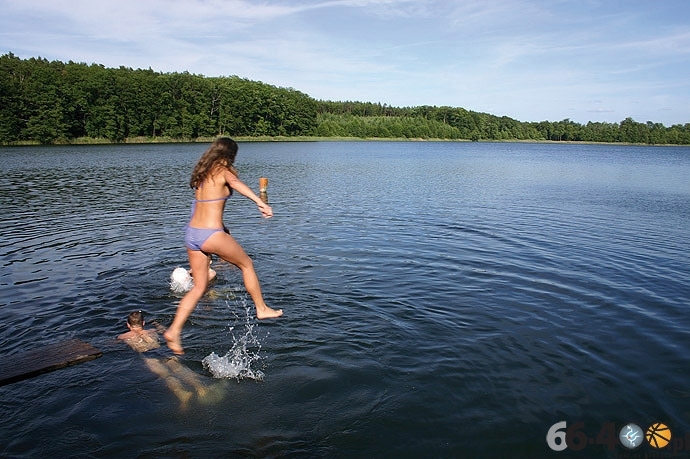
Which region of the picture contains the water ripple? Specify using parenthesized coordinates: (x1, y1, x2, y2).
(1, 142, 689, 458)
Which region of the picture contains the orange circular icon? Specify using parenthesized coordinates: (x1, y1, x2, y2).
(646, 423, 671, 449)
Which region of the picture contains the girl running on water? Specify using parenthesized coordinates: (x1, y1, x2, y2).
(165, 138, 283, 355)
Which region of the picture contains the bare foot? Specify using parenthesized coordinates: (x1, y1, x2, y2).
(256, 306, 283, 319)
(164, 330, 185, 355)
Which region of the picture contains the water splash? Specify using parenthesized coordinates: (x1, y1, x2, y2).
(170, 267, 193, 293)
(202, 297, 266, 381)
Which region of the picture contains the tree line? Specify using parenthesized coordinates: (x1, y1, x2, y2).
(316, 102, 690, 144)
(0, 53, 318, 143)
(2, 53, 689, 145)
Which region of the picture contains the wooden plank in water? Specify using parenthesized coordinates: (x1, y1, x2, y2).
(0, 338, 103, 386)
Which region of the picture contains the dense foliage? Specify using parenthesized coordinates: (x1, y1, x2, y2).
(0, 53, 318, 143)
(316, 102, 690, 144)
(2, 53, 689, 144)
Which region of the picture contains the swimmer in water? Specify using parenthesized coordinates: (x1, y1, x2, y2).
(118, 311, 223, 409)
(118, 310, 161, 353)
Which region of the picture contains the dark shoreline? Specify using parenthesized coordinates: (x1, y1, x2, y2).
(2, 135, 684, 147)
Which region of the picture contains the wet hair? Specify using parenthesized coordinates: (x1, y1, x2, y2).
(127, 311, 144, 328)
(190, 137, 239, 189)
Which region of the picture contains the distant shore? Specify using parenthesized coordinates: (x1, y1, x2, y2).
(2, 135, 681, 147)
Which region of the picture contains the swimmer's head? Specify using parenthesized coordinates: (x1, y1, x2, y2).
(127, 310, 144, 329)
(170, 267, 193, 293)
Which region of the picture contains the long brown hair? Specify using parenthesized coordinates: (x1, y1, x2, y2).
(189, 137, 239, 189)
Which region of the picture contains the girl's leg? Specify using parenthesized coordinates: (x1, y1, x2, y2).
(164, 249, 212, 354)
(202, 231, 283, 319)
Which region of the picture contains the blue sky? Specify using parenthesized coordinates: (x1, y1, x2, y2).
(1, 0, 689, 126)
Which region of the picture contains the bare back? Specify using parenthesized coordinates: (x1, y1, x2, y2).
(189, 170, 234, 229)
(119, 329, 160, 353)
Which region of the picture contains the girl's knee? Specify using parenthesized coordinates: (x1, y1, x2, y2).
(231, 253, 254, 271)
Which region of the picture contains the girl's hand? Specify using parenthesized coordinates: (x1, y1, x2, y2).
(258, 202, 273, 218)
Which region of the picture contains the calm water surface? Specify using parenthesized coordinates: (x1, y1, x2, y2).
(1, 141, 689, 458)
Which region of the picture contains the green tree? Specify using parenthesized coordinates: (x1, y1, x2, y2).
(0, 53, 26, 142)
(1, 53, 687, 145)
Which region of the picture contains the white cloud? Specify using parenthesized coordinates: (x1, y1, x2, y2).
(1, 0, 688, 125)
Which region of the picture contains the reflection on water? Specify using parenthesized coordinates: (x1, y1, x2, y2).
(1, 141, 689, 458)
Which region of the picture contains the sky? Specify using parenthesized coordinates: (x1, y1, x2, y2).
(1, 0, 689, 126)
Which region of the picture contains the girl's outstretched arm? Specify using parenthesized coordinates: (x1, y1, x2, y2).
(225, 170, 273, 218)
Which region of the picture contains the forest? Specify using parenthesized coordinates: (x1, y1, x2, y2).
(2, 53, 689, 145)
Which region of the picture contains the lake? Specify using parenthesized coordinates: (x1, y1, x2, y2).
(1, 141, 689, 458)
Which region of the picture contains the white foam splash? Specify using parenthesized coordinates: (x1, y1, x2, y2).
(202, 298, 266, 381)
(170, 267, 193, 293)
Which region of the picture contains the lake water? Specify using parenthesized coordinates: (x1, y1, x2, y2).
(1, 141, 689, 458)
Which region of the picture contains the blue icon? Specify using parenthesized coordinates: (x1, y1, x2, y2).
(619, 423, 643, 450)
